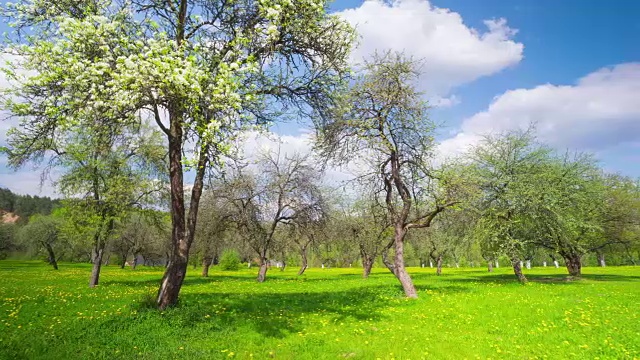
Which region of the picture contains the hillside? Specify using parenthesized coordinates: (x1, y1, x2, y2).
(0, 211, 19, 224)
(0, 188, 59, 223)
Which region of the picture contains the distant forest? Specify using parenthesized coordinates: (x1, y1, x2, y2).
(0, 188, 59, 223)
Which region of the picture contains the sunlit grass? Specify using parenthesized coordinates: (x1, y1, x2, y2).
(1, 261, 639, 359)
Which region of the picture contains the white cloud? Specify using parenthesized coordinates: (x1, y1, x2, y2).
(239, 130, 357, 186)
(0, 167, 59, 197)
(431, 95, 461, 108)
(240, 130, 314, 159)
(337, 0, 524, 96)
(437, 62, 640, 158)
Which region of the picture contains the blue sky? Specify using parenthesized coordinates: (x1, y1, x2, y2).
(421, 0, 640, 127)
(1, 0, 639, 195)
(315, 0, 640, 177)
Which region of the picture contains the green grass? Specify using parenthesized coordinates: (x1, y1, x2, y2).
(0, 261, 639, 359)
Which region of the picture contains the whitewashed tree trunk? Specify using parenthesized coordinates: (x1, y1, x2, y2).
(455, 262, 459, 268)
(421, 263, 424, 268)
(525, 260, 531, 269)
(248, 262, 251, 268)
(321, 263, 325, 269)
(598, 253, 606, 267)
(495, 260, 499, 268)
(543, 261, 547, 267)
(429, 261, 433, 268)
(553, 260, 559, 268)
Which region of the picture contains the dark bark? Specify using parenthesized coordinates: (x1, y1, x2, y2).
(156, 119, 188, 306)
(202, 256, 212, 277)
(435, 255, 443, 276)
(44, 243, 58, 270)
(511, 258, 527, 284)
(297, 246, 308, 275)
(89, 248, 104, 287)
(257, 257, 268, 282)
(394, 226, 417, 298)
(120, 253, 127, 269)
(487, 260, 494, 273)
(156, 106, 209, 309)
(280, 259, 286, 272)
(563, 253, 582, 277)
(155, 1, 210, 309)
(133, 254, 139, 270)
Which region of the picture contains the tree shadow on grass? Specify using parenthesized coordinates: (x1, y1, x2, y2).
(442, 272, 640, 285)
(105, 274, 268, 287)
(106, 271, 399, 287)
(124, 285, 399, 339)
(2, 285, 398, 359)
(579, 273, 640, 282)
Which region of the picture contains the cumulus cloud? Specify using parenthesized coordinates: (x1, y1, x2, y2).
(437, 62, 640, 159)
(337, 0, 524, 96)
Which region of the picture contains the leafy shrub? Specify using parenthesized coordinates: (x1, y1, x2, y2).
(219, 250, 241, 271)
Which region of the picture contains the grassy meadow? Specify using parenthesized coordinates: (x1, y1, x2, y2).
(0, 261, 639, 360)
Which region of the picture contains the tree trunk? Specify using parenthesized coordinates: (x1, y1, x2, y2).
(202, 257, 212, 277)
(89, 217, 113, 288)
(280, 259, 286, 272)
(89, 248, 104, 287)
(436, 255, 443, 276)
(44, 243, 58, 270)
(362, 256, 374, 278)
(381, 239, 396, 276)
(394, 227, 417, 298)
(297, 246, 308, 275)
(597, 252, 606, 267)
(120, 253, 127, 269)
(156, 109, 208, 309)
(564, 253, 582, 277)
(511, 258, 527, 284)
(525, 260, 531, 269)
(133, 255, 139, 270)
(487, 260, 493, 273)
(257, 257, 268, 282)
